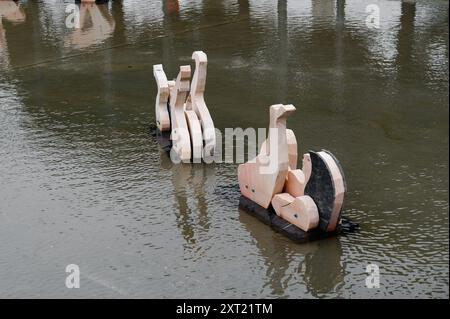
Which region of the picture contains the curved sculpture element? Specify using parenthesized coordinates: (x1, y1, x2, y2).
(185, 110, 203, 162)
(304, 150, 346, 232)
(187, 51, 216, 157)
(284, 153, 312, 198)
(238, 104, 296, 209)
(284, 170, 306, 197)
(153, 64, 171, 132)
(237, 102, 348, 237)
(260, 128, 300, 196)
(302, 153, 312, 183)
(260, 128, 297, 170)
(286, 129, 298, 170)
(169, 65, 192, 162)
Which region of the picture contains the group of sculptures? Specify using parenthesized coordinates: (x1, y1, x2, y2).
(2, 0, 348, 240)
(154, 51, 216, 163)
(153, 51, 347, 241)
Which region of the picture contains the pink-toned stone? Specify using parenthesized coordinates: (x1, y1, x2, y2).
(286, 129, 298, 170)
(169, 65, 192, 162)
(153, 64, 171, 132)
(284, 169, 307, 197)
(237, 104, 296, 209)
(186, 51, 216, 157)
(185, 110, 203, 162)
(272, 193, 319, 232)
(317, 151, 345, 232)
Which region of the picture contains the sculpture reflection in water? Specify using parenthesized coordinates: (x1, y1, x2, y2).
(239, 210, 345, 297)
(158, 147, 217, 249)
(0, 0, 25, 67)
(163, 0, 179, 15)
(65, 2, 115, 50)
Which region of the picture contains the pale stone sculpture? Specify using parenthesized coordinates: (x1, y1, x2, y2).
(321, 151, 345, 231)
(271, 193, 319, 232)
(152, 51, 217, 162)
(169, 65, 192, 162)
(185, 109, 203, 162)
(238, 104, 296, 209)
(284, 169, 307, 197)
(302, 153, 312, 183)
(153, 64, 171, 132)
(186, 51, 216, 157)
(260, 128, 297, 170)
(238, 104, 346, 235)
(286, 129, 298, 170)
(284, 153, 312, 197)
(259, 127, 304, 197)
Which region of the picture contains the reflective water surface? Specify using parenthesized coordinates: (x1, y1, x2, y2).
(0, 0, 448, 298)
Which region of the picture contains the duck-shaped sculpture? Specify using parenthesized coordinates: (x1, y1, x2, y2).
(168, 65, 192, 162)
(153, 51, 216, 163)
(185, 51, 216, 158)
(238, 105, 346, 234)
(153, 64, 171, 132)
(238, 104, 296, 209)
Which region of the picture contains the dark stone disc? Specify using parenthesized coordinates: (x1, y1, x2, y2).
(304, 151, 336, 232)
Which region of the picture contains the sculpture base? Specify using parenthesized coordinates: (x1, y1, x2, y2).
(239, 196, 358, 243)
(149, 124, 172, 153)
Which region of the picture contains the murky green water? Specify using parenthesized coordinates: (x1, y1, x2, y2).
(0, 0, 448, 298)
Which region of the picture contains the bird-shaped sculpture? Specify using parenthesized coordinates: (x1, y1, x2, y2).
(153, 64, 171, 132)
(238, 104, 296, 209)
(152, 51, 216, 163)
(168, 65, 192, 162)
(238, 105, 346, 234)
(185, 51, 216, 158)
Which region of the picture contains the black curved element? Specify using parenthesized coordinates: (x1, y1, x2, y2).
(304, 151, 337, 232)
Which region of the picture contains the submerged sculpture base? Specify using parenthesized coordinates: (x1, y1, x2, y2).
(149, 124, 172, 153)
(239, 196, 358, 244)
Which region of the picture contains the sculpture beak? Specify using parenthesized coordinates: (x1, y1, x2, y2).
(282, 104, 296, 114)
